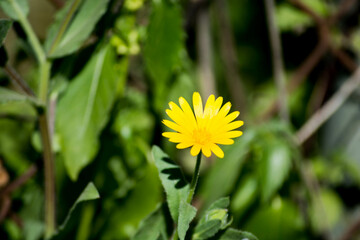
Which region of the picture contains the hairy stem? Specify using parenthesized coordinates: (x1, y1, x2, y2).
(187, 154, 202, 203)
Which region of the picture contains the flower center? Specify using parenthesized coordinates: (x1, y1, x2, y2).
(193, 128, 211, 146)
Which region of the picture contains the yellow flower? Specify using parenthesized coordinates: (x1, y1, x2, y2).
(162, 92, 243, 158)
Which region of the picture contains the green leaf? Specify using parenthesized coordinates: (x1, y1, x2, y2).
(0, 19, 12, 45)
(259, 140, 292, 202)
(152, 146, 190, 223)
(276, 0, 329, 32)
(45, 0, 110, 58)
(231, 176, 258, 217)
(58, 182, 100, 231)
(132, 204, 168, 240)
(178, 200, 197, 240)
(101, 164, 162, 239)
(0, 87, 39, 105)
(144, 0, 183, 110)
(244, 197, 305, 240)
(309, 188, 343, 233)
(0, 0, 29, 20)
(56, 45, 120, 180)
(218, 228, 259, 240)
(194, 220, 221, 240)
(194, 197, 232, 239)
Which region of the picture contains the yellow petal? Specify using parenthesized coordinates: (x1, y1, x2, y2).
(210, 144, 224, 158)
(191, 144, 201, 156)
(213, 120, 244, 135)
(213, 138, 234, 145)
(162, 120, 183, 133)
(213, 96, 223, 115)
(162, 132, 188, 143)
(223, 111, 240, 124)
(193, 92, 203, 120)
(176, 142, 193, 149)
(203, 94, 215, 118)
(217, 131, 243, 139)
(202, 145, 211, 157)
(179, 97, 197, 130)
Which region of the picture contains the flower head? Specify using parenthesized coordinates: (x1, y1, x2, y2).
(162, 92, 243, 158)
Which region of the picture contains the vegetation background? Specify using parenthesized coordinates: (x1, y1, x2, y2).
(1, 0, 360, 239)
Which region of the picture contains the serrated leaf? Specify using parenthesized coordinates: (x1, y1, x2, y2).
(56, 45, 120, 180)
(194, 197, 232, 239)
(218, 228, 258, 240)
(259, 140, 292, 202)
(0, 19, 12, 45)
(206, 197, 230, 211)
(45, 0, 110, 58)
(0, 0, 29, 20)
(132, 204, 168, 240)
(152, 146, 190, 223)
(194, 220, 221, 240)
(178, 200, 197, 240)
(144, 0, 183, 109)
(58, 182, 100, 232)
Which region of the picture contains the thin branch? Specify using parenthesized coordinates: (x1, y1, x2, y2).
(0, 164, 37, 196)
(196, 7, 216, 98)
(214, 0, 246, 112)
(264, 0, 289, 122)
(289, 0, 325, 26)
(4, 64, 35, 97)
(0, 113, 36, 122)
(328, 0, 357, 25)
(296, 66, 360, 144)
(307, 67, 330, 115)
(39, 115, 56, 238)
(47, 0, 65, 9)
(0, 196, 11, 222)
(331, 47, 358, 72)
(339, 214, 360, 240)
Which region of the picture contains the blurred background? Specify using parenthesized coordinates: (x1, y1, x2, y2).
(1, 0, 360, 239)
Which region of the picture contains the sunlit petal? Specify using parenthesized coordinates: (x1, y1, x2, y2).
(162, 92, 243, 158)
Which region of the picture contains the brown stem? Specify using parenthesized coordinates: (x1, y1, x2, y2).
(0, 196, 11, 222)
(331, 47, 358, 72)
(47, 0, 64, 9)
(296, 66, 360, 144)
(0, 164, 37, 196)
(328, 0, 357, 25)
(196, 7, 216, 98)
(339, 214, 360, 240)
(264, 0, 289, 122)
(4, 64, 35, 97)
(214, 0, 246, 112)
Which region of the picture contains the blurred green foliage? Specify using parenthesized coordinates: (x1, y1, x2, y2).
(1, 0, 360, 239)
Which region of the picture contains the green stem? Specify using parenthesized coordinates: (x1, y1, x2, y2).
(9, 0, 45, 64)
(39, 114, 56, 239)
(187, 153, 202, 204)
(38, 60, 51, 103)
(9, 0, 56, 237)
(48, 0, 83, 55)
